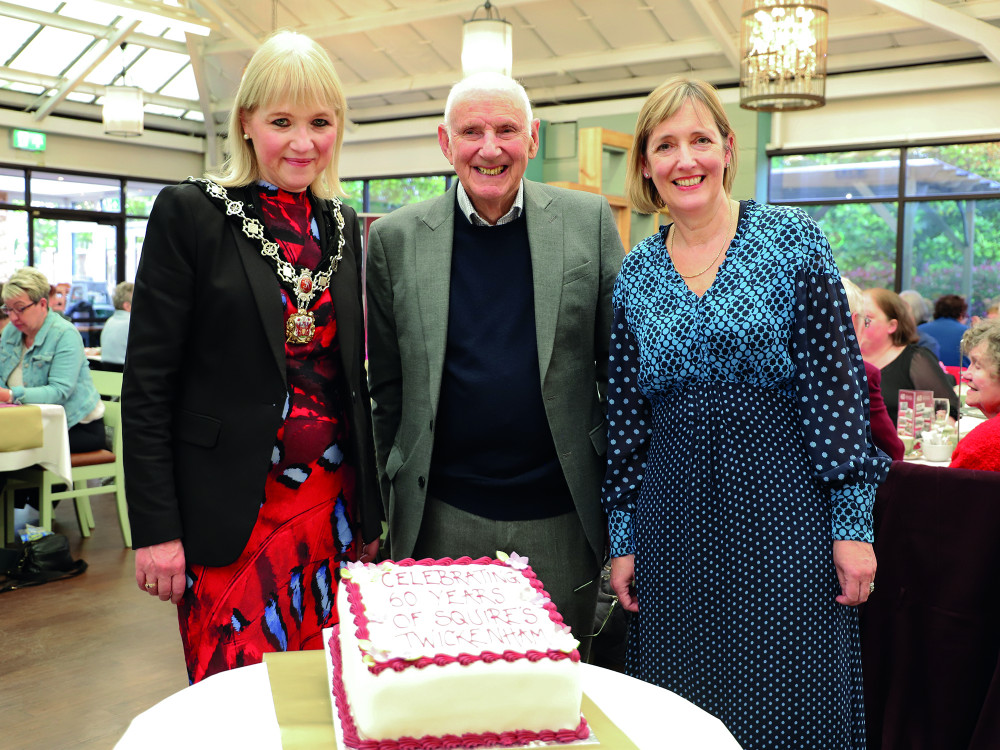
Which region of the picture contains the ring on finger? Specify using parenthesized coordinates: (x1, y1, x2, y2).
(868, 581, 875, 594)
(145, 582, 156, 589)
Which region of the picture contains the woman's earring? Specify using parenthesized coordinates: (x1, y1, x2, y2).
(643, 171, 650, 179)
(243, 133, 250, 140)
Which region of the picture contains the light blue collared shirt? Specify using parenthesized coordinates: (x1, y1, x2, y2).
(456, 180, 525, 226)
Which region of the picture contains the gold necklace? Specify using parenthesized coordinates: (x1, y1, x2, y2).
(668, 200, 735, 279)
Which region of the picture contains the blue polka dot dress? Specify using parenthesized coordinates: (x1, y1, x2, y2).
(602, 200, 891, 750)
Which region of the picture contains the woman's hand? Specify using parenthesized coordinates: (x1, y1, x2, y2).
(610, 554, 639, 613)
(833, 540, 876, 607)
(136, 539, 186, 604)
(359, 538, 379, 563)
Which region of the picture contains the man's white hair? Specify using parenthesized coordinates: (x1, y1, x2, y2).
(443, 73, 533, 133)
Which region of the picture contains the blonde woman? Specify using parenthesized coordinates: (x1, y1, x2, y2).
(123, 30, 380, 683)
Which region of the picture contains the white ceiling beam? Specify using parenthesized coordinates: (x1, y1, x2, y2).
(0, 104, 205, 150)
(869, 0, 1000, 65)
(185, 33, 218, 166)
(686, 0, 740, 69)
(342, 37, 722, 101)
(32, 22, 140, 121)
(0, 1, 186, 54)
(205, 0, 551, 54)
(192, 0, 260, 49)
(84, 0, 215, 28)
(0, 65, 196, 111)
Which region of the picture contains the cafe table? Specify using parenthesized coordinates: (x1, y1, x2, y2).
(0, 403, 73, 543)
(903, 411, 986, 467)
(115, 652, 744, 750)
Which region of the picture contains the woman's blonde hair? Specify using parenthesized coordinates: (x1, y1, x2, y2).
(840, 276, 865, 319)
(3, 267, 50, 303)
(626, 77, 737, 215)
(210, 30, 347, 199)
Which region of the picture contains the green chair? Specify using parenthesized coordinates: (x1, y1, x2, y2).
(5, 370, 131, 547)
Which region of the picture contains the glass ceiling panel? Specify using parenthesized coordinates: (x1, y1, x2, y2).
(11, 26, 93, 77)
(145, 103, 185, 117)
(85, 44, 144, 86)
(158, 65, 197, 100)
(6, 83, 46, 94)
(65, 91, 97, 103)
(59, 0, 122, 25)
(0, 19, 41, 65)
(126, 48, 187, 92)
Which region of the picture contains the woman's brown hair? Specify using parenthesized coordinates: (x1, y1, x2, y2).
(867, 288, 918, 347)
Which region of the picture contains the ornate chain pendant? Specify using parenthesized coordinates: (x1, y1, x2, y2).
(188, 178, 346, 346)
(286, 311, 316, 343)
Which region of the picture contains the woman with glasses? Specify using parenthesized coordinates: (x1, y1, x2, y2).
(861, 287, 959, 426)
(0, 266, 106, 452)
(842, 277, 904, 460)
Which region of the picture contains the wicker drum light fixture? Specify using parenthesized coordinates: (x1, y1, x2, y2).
(461, 1, 513, 77)
(740, 0, 828, 112)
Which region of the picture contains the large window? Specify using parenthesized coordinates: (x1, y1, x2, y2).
(0, 164, 169, 341)
(341, 174, 452, 214)
(770, 142, 1000, 316)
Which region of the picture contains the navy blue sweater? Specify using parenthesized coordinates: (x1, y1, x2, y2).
(427, 210, 573, 519)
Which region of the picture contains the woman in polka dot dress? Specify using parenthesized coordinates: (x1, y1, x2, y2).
(602, 77, 892, 749)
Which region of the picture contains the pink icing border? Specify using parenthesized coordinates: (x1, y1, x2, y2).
(344, 556, 581, 675)
(329, 625, 590, 750)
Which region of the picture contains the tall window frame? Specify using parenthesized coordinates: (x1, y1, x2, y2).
(768, 140, 1000, 316)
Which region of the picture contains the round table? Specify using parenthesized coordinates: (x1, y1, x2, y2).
(115, 658, 743, 749)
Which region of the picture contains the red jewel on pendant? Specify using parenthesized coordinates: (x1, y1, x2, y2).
(299, 275, 312, 293)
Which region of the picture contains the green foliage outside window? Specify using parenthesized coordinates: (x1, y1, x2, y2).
(368, 176, 447, 214)
(341, 180, 363, 213)
(772, 142, 1000, 313)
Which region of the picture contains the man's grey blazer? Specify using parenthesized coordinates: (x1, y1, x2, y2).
(365, 179, 626, 563)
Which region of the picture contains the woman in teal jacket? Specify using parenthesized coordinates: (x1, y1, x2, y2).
(0, 266, 105, 452)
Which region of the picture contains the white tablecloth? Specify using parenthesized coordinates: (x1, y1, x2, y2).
(904, 412, 986, 466)
(115, 661, 743, 749)
(0, 403, 72, 484)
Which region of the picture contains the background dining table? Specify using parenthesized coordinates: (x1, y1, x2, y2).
(0, 402, 72, 544)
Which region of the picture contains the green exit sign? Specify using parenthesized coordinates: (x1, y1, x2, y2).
(12, 129, 46, 152)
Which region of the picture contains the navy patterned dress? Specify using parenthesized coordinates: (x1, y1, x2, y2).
(602, 200, 891, 749)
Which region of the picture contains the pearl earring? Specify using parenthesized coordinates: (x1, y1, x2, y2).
(243, 134, 250, 140)
(643, 171, 650, 179)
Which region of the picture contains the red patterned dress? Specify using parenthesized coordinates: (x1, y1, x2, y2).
(178, 183, 362, 683)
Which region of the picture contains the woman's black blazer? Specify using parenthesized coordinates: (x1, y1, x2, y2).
(123, 181, 381, 567)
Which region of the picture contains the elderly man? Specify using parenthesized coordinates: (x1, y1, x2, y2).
(101, 281, 133, 365)
(366, 73, 625, 658)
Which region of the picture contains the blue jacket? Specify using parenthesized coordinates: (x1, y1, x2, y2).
(0, 310, 100, 428)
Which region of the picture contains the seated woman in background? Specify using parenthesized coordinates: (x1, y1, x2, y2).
(950, 319, 1000, 471)
(861, 287, 959, 426)
(842, 278, 905, 460)
(0, 267, 105, 452)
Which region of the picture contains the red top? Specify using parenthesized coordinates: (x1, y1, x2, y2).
(950, 415, 1000, 472)
(865, 362, 905, 461)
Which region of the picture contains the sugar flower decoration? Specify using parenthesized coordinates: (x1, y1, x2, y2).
(497, 550, 530, 570)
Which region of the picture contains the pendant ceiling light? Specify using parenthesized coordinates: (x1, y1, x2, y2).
(103, 43, 144, 137)
(740, 0, 828, 112)
(461, 1, 513, 78)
